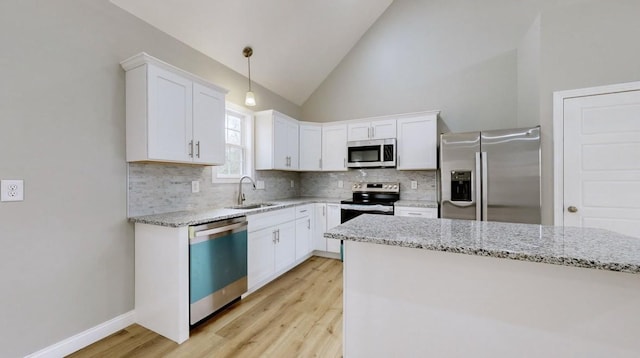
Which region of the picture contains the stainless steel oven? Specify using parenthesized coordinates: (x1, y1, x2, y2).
(340, 182, 400, 224)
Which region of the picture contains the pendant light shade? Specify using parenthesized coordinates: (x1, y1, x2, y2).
(243, 46, 256, 107)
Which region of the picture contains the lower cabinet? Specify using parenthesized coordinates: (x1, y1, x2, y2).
(394, 206, 438, 218)
(247, 207, 297, 291)
(313, 203, 328, 251)
(295, 204, 313, 260)
(326, 203, 342, 254)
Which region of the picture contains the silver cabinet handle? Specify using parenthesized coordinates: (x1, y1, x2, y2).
(322, 206, 326, 216)
(475, 152, 482, 221)
(307, 218, 310, 229)
(299, 209, 308, 213)
(277, 229, 280, 243)
(272, 230, 276, 244)
(196, 141, 200, 158)
(319, 158, 322, 169)
(568, 206, 578, 213)
(371, 127, 375, 138)
(344, 158, 346, 168)
(408, 212, 422, 216)
(188, 140, 194, 158)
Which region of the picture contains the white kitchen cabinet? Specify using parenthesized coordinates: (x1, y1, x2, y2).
(121, 52, 227, 165)
(255, 110, 299, 170)
(396, 111, 439, 170)
(395, 206, 438, 218)
(322, 124, 348, 171)
(299, 122, 322, 171)
(247, 207, 297, 291)
(313, 203, 328, 251)
(274, 220, 296, 272)
(295, 205, 313, 260)
(326, 203, 342, 253)
(347, 118, 397, 141)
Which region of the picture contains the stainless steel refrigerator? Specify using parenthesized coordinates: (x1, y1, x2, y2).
(440, 126, 541, 224)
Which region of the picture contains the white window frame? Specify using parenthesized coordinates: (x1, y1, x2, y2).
(212, 102, 255, 183)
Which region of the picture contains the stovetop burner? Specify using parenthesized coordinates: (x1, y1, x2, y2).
(343, 182, 400, 205)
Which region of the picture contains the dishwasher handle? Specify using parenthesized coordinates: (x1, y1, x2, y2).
(192, 221, 247, 237)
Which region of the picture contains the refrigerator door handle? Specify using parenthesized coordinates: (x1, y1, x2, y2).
(475, 152, 482, 221)
(443, 200, 475, 208)
(481, 152, 488, 221)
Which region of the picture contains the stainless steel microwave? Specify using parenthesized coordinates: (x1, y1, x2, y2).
(346, 138, 396, 168)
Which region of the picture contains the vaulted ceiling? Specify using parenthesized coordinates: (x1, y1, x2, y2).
(110, 0, 394, 106)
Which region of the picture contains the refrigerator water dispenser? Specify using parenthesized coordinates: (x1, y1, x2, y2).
(451, 171, 471, 201)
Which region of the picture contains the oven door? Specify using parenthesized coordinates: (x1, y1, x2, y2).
(341, 203, 395, 223)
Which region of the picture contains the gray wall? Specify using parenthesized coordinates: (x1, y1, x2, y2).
(302, 0, 640, 224)
(0, 0, 299, 356)
(537, 0, 640, 224)
(301, 0, 557, 130)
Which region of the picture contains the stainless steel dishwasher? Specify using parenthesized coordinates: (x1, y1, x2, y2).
(188, 217, 248, 325)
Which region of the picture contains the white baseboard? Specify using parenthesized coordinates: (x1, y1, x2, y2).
(26, 310, 136, 358)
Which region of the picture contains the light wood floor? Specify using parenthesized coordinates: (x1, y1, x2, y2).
(68, 257, 343, 357)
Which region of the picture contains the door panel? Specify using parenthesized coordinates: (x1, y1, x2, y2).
(563, 90, 640, 238)
(481, 127, 541, 224)
(192, 83, 225, 165)
(440, 132, 480, 220)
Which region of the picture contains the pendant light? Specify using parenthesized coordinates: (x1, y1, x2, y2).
(243, 46, 256, 107)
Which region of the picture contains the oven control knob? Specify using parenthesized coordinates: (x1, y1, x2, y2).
(393, 185, 398, 189)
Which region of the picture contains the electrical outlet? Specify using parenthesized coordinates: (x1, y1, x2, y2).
(411, 181, 418, 189)
(338, 180, 344, 188)
(191, 181, 200, 193)
(290, 180, 295, 188)
(1, 179, 24, 202)
(256, 180, 265, 190)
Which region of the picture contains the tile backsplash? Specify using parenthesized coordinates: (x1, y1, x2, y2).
(128, 163, 300, 217)
(128, 164, 437, 217)
(299, 169, 437, 201)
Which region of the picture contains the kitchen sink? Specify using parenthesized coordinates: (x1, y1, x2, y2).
(226, 202, 278, 210)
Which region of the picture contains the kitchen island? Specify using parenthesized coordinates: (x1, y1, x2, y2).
(325, 215, 640, 357)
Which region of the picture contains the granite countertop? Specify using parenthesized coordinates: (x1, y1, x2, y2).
(325, 214, 640, 274)
(128, 197, 345, 227)
(394, 200, 438, 208)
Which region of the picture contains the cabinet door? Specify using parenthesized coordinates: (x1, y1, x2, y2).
(273, 115, 289, 170)
(295, 216, 312, 260)
(192, 83, 225, 165)
(395, 207, 438, 218)
(299, 124, 322, 171)
(248, 227, 275, 289)
(397, 115, 437, 170)
(326, 203, 342, 253)
(287, 120, 299, 170)
(313, 203, 328, 251)
(322, 124, 348, 171)
(348, 122, 372, 141)
(371, 119, 397, 139)
(147, 65, 193, 162)
(274, 221, 296, 272)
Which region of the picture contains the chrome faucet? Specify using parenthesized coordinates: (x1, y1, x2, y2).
(237, 175, 257, 205)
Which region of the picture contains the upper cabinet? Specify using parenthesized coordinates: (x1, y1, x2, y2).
(396, 111, 439, 170)
(322, 124, 348, 171)
(255, 110, 299, 171)
(121, 53, 227, 165)
(299, 122, 322, 171)
(347, 118, 397, 141)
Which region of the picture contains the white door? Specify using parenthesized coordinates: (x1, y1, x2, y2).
(371, 119, 397, 139)
(313, 203, 328, 251)
(295, 216, 311, 260)
(322, 124, 348, 171)
(273, 115, 289, 170)
(274, 221, 296, 272)
(347, 122, 372, 141)
(326, 203, 342, 253)
(147, 65, 193, 162)
(563, 90, 640, 238)
(286, 120, 299, 170)
(396, 114, 437, 170)
(299, 124, 322, 171)
(247, 227, 275, 289)
(192, 83, 225, 165)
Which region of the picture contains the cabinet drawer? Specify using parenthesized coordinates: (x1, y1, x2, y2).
(295, 204, 313, 219)
(247, 207, 295, 232)
(394, 207, 438, 218)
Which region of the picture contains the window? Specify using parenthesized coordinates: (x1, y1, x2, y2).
(213, 103, 253, 182)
